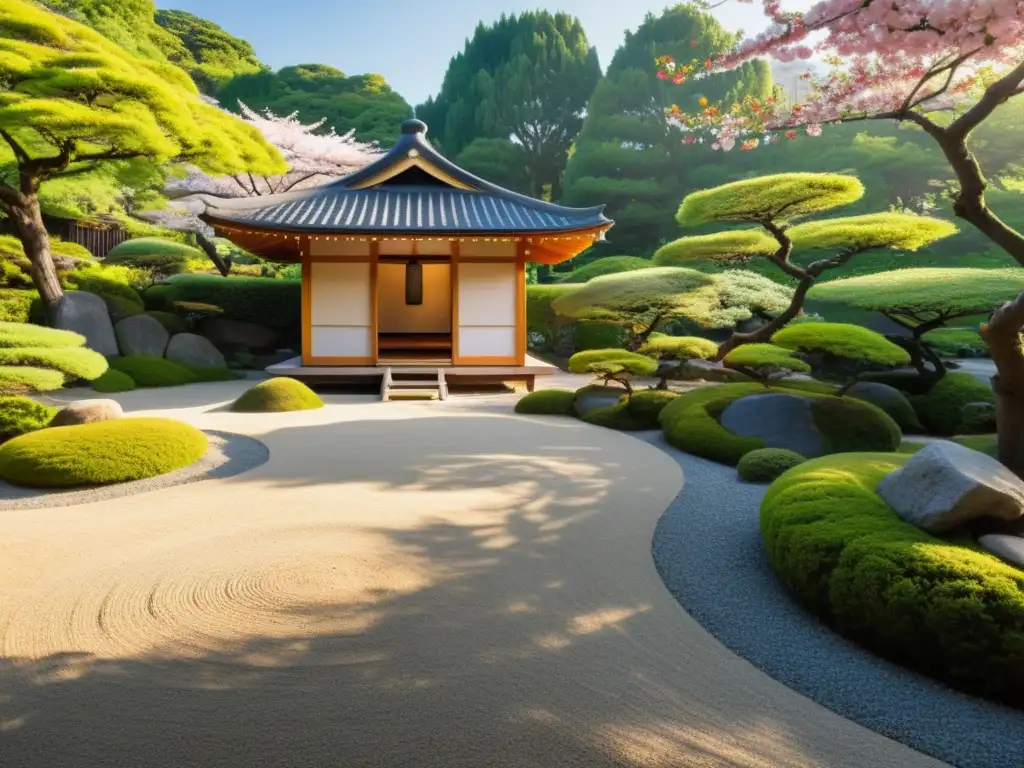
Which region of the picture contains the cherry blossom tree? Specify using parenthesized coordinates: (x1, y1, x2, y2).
(656, 0, 1024, 473)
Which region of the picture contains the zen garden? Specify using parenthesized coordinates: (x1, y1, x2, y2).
(2, 0, 1024, 766)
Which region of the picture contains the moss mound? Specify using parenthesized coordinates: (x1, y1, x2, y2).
(0, 322, 85, 349)
(514, 389, 575, 415)
(658, 383, 900, 465)
(0, 417, 207, 488)
(761, 453, 1024, 708)
(0, 366, 65, 394)
(109, 355, 199, 387)
(232, 377, 323, 412)
(737, 447, 806, 483)
(0, 396, 57, 443)
(145, 310, 186, 334)
(91, 369, 138, 393)
(911, 372, 994, 436)
(583, 389, 680, 431)
(0, 346, 109, 383)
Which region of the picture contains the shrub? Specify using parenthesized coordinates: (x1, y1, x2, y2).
(0, 417, 207, 488)
(232, 377, 323, 412)
(104, 237, 205, 275)
(108, 356, 198, 387)
(637, 334, 718, 361)
(568, 348, 657, 395)
(772, 322, 910, 367)
(584, 389, 680, 430)
(91, 369, 137, 393)
(961, 401, 996, 434)
(845, 386, 923, 433)
(573, 321, 626, 351)
(0, 323, 85, 349)
(186, 365, 238, 383)
(556, 255, 655, 283)
(0, 289, 34, 324)
(737, 447, 806, 483)
(514, 389, 575, 415)
(0, 346, 109, 383)
(582, 404, 649, 430)
(722, 343, 811, 385)
(145, 311, 186, 334)
(923, 327, 988, 358)
(0, 396, 57, 443)
(0, 367, 65, 394)
(761, 453, 1024, 708)
(0, 323, 107, 394)
(658, 383, 900, 465)
(159, 275, 300, 330)
(142, 284, 176, 312)
(910, 372, 994, 436)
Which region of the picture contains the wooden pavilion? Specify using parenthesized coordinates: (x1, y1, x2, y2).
(199, 119, 612, 397)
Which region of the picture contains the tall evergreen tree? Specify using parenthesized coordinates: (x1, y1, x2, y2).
(416, 11, 601, 198)
(561, 4, 772, 256)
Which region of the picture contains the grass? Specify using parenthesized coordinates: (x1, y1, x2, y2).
(232, 377, 323, 412)
(0, 396, 57, 443)
(0, 417, 207, 488)
(514, 389, 575, 416)
(761, 453, 1024, 708)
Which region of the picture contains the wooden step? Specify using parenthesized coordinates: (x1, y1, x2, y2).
(380, 367, 447, 402)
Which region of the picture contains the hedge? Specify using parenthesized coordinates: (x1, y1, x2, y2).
(109, 356, 200, 387)
(91, 369, 138, 393)
(0, 417, 208, 487)
(737, 447, 806, 483)
(658, 383, 901, 465)
(153, 275, 300, 330)
(514, 389, 576, 415)
(555, 256, 654, 283)
(232, 377, 323, 412)
(761, 453, 1024, 708)
(910, 372, 994, 436)
(104, 237, 205, 274)
(145, 311, 186, 334)
(0, 367, 64, 394)
(0, 396, 57, 443)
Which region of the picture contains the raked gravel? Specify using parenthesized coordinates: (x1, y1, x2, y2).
(0, 430, 269, 510)
(646, 431, 1024, 768)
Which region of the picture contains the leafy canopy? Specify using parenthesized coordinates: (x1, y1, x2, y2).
(153, 9, 263, 93)
(567, 349, 658, 377)
(723, 343, 811, 373)
(637, 334, 718, 361)
(772, 322, 910, 367)
(0, 0, 285, 177)
(653, 229, 778, 264)
(557, 255, 655, 283)
(677, 173, 864, 226)
(788, 213, 958, 253)
(809, 267, 1024, 318)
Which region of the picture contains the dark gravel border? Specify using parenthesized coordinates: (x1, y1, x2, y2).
(645, 432, 1024, 768)
(0, 430, 269, 510)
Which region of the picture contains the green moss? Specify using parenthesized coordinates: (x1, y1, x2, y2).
(583, 388, 681, 431)
(0, 417, 207, 488)
(0, 346, 109, 383)
(812, 397, 902, 452)
(0, 322, 85, 349)
(845, 387, 922, 433)
(637, 334, 718, 361)
(582, 404, 649, 430)
(145, 310, 186, 334)
(911, 372, 994, 436)
(567, 349, 658, 377)
(556, 256, 655, 283)
(737, 447, 806, 483)
(514, 389, 576, 415)
(761, 453, 1024, 708)
(0, 396, 57, 442)
(91, 369, 138, 393)
(0, 366, 65, 394)
(0, 290, 35, 324)
(232, 377, 323, 412)
(184, 365, 238, 383)
(108, 356, 198, 387)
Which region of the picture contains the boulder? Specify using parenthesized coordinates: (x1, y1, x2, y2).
(52, 291, 118, 357)
(978, 534, 1024, 569)
(572, 385, 625, 418)
(49, 398, 123, 427)
(165, 333, 226, 368)
(672, 359, 749, 384)
(845, 381, 922, 431)
(720, 393, 826, 457)
(114, 314, 169, 358)
(195, 317, 280, 351)
(877, 441, 1024, 534)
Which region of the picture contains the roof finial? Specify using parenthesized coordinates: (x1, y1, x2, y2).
(401, 119, 428, 135)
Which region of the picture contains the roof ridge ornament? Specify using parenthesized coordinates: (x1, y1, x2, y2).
(401, 119, 428, 135)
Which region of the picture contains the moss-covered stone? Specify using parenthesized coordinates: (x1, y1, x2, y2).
(232, 377, 323, 412)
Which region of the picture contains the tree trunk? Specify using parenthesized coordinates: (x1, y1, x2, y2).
(8, 196, 63, 320)
(981, 295, 1024, 475)
(714, 275, 815, 361)
(195, 231, 232, 277)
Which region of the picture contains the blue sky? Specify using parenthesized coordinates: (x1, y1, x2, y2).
(153, 0, 806, 106)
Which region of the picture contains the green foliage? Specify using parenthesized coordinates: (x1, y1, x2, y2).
(0, 346, 109, 383)
(0, 322, 105, 393)
(811, 396, 902, 452)
(723, 343, 811, 375)
(91, 368, 137, 393)
(737, 447, 806, 483)
(0, 395, 57, 443)
(0, 290, 35, 323)
(637, 334, 718, 361)
(567, 349, 658, 378)
(108, 355, 198, 387)
(218, 64, 412, 147)
(556, 256, 654, 283)
(922, 328, 987, 358)
(677, 173, 865, 226)
(0, 366, 64, 393)
(910, 372, 994, 436)
(525, 283, 577, 350)
(0, 417, 207, 487)
(454, 138, 532, 195)
(772, 323, 911, 367)
(232, 377, 323, 412)
(153, 9, 263, 94)
(144, 310, 185, 334)
(572, 321, 627, 352)
(514, 389, 576, 416)
(0, 322, 84, 349)
(653, 230, 779, 264)
(761, 454, 1024, 708)
(585, 388, 681, 431)
(185, 365, 237, 383)
(104, 237, 206, 275)
(788, 213, 958, 253)
(155, 275, 300, 330)
(961, 401, 996, 434)
(845, 387, 923, 433)
(415, 11, 600, 196)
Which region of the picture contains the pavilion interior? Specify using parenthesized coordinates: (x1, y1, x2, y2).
(376, 257, 452, 362)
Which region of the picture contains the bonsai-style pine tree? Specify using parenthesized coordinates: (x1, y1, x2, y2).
(0, 0, 285, 318)
(772, 323, 911, 395)
(810, 267, 1024, 380)
(567, 349, 657, 400)
(551, 266, 792, 351)
(0, 322, 107, 394)
(721, 343, 811, 388)
(654, 173, 957, 358)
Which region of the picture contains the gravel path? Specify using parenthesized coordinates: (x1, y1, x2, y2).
(647, 432, 1024, 768)
(0, 430, 269, 510)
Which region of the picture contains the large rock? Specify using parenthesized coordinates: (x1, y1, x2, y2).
(978, 534, 1024, 569)
(671, 359, 749, 384)
(845, 381, 922, 431)
(52, 291, 118, 357)
(195, 317, 280, 351)
(572, 385, 625, 418)
(114, 314, 169, 357)
(49, 399, 123, 427)
(721, 393, 826, 457)
(165, 333, 226, 368)
(877, 441, 1024, 534)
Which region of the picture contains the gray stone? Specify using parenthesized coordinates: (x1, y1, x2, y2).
(165, 333, 226, 368)
(114, 314, 169, 357)
(572, 385, 625, 418)
(49, 399, 123, 427)
(52, 291, 118, 357)
(195, 317, 280, 351)
(721, 393, 826, 457)
(673, 359, 749, 383)
(978, 534, 1024, 569)
(877, 441, 1024, 534)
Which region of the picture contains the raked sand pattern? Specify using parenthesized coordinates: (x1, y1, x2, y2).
(0, 382, 945, 768)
